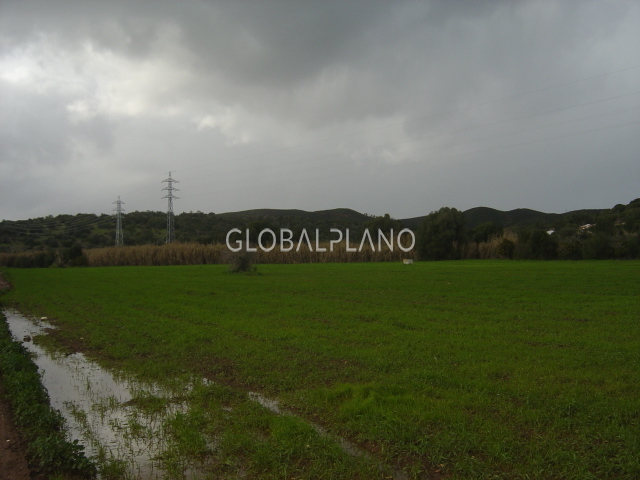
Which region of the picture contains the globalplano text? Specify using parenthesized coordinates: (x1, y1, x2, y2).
(226, 228, 415, 253)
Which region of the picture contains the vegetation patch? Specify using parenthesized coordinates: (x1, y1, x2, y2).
(1, 198, 638, 267)
(227, 252, 258, 274)
(1, 261, 639, 478)
(0, 311, 96, 478)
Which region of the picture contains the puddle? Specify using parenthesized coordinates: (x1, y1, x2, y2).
(3, 308, 208, 479)
(4, 308, 407, 480)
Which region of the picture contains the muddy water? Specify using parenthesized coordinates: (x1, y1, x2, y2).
(4, 308, 407, 480)
(3, 308, 205, 479)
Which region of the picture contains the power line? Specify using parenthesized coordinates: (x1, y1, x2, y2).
(161, 172, 179, 243)
(0, 214, 109, 235)
(113, 196, 125, 246)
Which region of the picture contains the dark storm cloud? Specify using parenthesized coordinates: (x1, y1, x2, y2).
(0, 1, 639, 220)
(0, 82, 71, 170)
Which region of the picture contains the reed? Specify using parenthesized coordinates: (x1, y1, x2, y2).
(461, 230, 519, 259)
(84, 242, 418, 267)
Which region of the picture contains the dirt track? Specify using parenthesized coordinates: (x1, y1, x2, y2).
(0, 273, 37, 480)
(0, 381, 34, 480)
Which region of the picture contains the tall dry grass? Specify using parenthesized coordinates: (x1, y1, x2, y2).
(85, 243, 225, 266)
(2, 232, 524, 267)
(85, 241, 418, 267)
(461, 231, 519, 259)
(4, 234, 526, 268)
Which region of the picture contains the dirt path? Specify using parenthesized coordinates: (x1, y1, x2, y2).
(0, 273, 39, 480)
(0, 382, 34, 480)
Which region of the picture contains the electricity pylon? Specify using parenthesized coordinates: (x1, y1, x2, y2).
(162, 172, 179, 243)
(113, 196, 125, 246)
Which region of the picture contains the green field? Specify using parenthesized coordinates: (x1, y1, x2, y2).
(1, 261, 639, 479)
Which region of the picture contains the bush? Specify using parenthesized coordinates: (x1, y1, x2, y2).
(63, 244, 84, 264)
(516, 229, 558, 260)
(557, 238, 582, 260)
(496, 238, 516, 259)
(582, 233, 614, 260)
(33, 251, 56, 268)
(228, 252, 257, 274)
(622, 234, 640, 259)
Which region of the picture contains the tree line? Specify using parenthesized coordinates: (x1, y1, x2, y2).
(418, 198, 640, 260)
(1, 199, 638, 267)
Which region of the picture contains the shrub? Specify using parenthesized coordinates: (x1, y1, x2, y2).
(557, 238, 582, 260)
(63, 244, 87, 266)
(582, 233, 614, 260)
(496, 238, 516, 259)
(228, 252, 257, 274)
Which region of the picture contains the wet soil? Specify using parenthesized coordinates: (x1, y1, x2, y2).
(0, 381, 45, 480)
(0, 274, 32, 479)
(0, 276, 43, 480)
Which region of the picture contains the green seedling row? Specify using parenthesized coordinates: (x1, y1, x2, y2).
(1, 261, 639, 479)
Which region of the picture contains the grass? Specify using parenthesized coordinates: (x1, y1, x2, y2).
(0, 311, 97, 478)
(1, 261, 639, 479)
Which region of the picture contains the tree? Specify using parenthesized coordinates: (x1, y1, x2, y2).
(247, 219, 277, 245)
(581, 233, 613, 260)
(497, 238, 516, 259)
(470, 221, 502, 243)
(62, 244, 87, 266)
(417, 207, 466, 260)
(529, 229, 559, 260)
(363, 213, 402, 235)
(517, 228, 558, 260)
(593, 213, 616, 235)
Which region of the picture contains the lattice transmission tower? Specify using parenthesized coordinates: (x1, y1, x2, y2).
(113, 196, 125, 246)
(162, 172, 179, 243)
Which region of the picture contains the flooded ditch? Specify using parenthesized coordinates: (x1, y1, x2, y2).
(3, 308, 210, 479)
(3, 308, 407, 480)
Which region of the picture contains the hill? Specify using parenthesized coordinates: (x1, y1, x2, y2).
(0, 208, 372, 252)
(1, 201, 636, 254)
(402, 207, 606, 230)
(217, 208, 369, 224)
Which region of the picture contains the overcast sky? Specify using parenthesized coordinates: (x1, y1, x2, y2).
(1, 1, 639, 221)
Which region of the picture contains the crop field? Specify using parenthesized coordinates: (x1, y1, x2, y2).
(1, 261, 639, 479)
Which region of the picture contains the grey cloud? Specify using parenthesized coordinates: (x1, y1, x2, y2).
(0, 82, 72, 170)
(0, 0, 639, 221)
(0, 81, 115, 167)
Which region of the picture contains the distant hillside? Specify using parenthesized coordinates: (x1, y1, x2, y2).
(217, 208, 369, 224)
(0, 208, 372, 253)
(1, 201, 632, 254)
(462, 207, 558, 229)
(402, 207, 606, 230)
